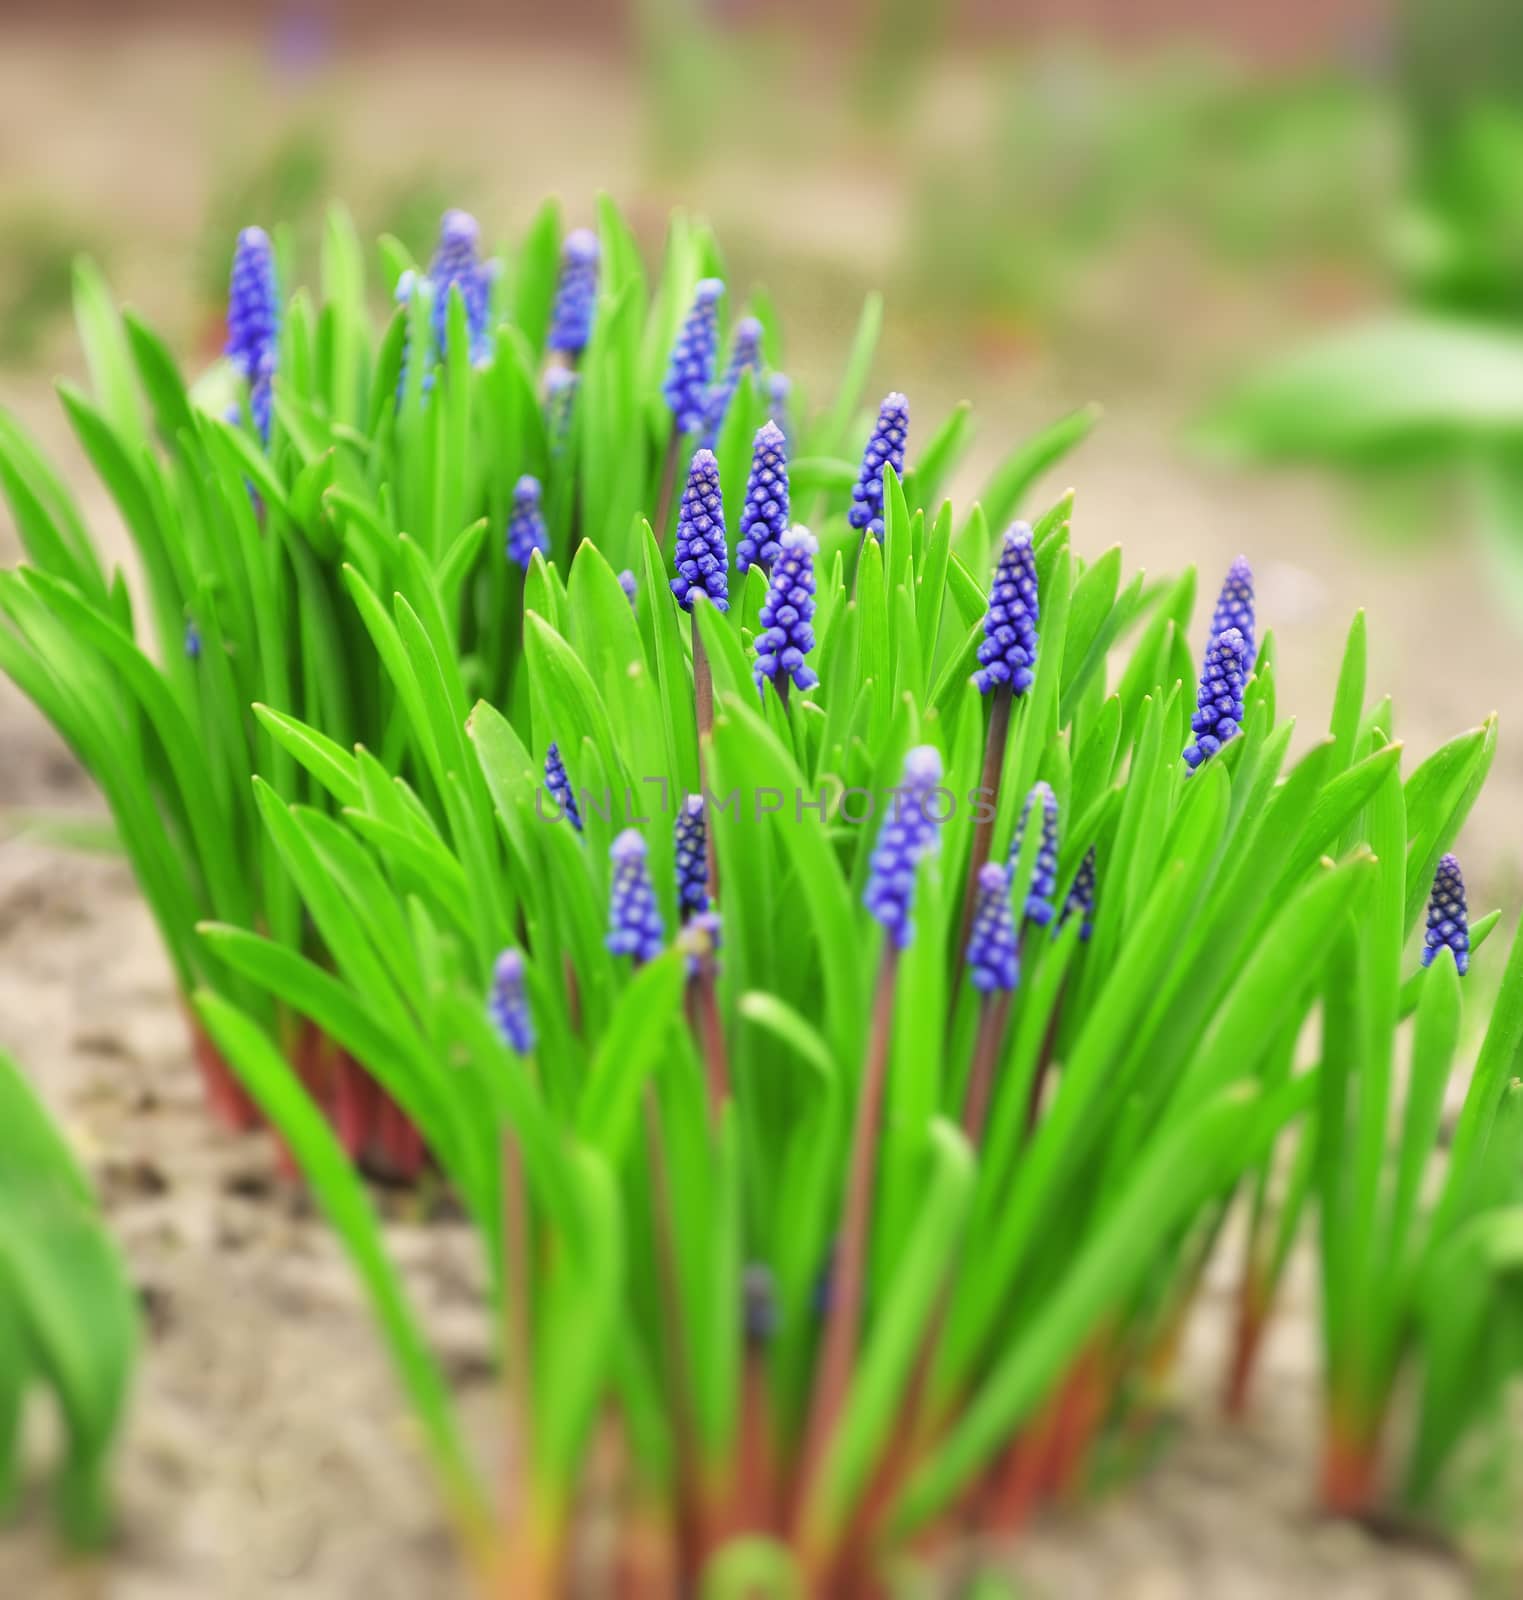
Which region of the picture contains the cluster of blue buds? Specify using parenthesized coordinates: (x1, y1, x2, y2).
(607, 830, 666, 963)
(547, 227, 599, 357)
(671, 450, 730, 613)
(1061, 847, 1097, 942)
(1420, 853, 1470, 976)
(226, 226, 279, 443)
(703, 315, 764, 446)
(736, 421, 789, 575)
(488, 948, 535, 1055)
(663, 278, 724, 437)
(1183, 627, 1249, 770)
(972, 523, 1040, 696)
(506, 475, 550, 571)
(184, 620, 203, 662)
(544, 367, 577, 455)
(753, 526, 818, 697)
(864, 746, 946, 949)
(766, 373, 792, 447)
(678, 910, 723, 979)
(544, 742, 582, 833)
(674, 794, 709, 917)
(1210, 555, 1256, 667)
(428, 209, 493, 365)
(618, 569, 638, 607)
(848, 392, 909, 542)
(1011, 782, 1059, 925)
(966, 862, 1020, 992)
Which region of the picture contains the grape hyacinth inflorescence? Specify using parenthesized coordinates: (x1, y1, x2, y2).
(1061, 847, 1097, 942)
(663, 278, 724, 437)
(544, 367, 577, 455)
(753, 526, 818, 697)
(864, 745, 947, 949)
(848, 391, 909, 542)
(674, 794, 709, 917)
(972, 522, 1040, 696)
(607, 830, 665, 963)
(488, 949, 535, 1055)
(736, 421, 789, 575)
(966, 862, 1019, 992)
(506, 475, 550, 571)
(1183, 626, 1249, 770)
(618, 569, 637, 607)
(703, 314, 763, 446)
(427, 209, 492, 365)
(1420, 853, 1470, 976)
(184, 620, 202, 662)
(227, 227, 279, 442)
(1210, 555, 1256, 668)
(544, 742, 582, 833)
(1010, 782, 1059, 925)
(670, 449, 729, 613)
(547, 227, 599, 357)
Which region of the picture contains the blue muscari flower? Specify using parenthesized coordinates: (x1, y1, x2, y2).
(184, 620, 203, 661)
(394, 268, 429, 404)
(226, 226, 279, 380)
(967, 862, 1019, 993)
(249, 373, 274, 444)
(607, 829, 665, 963)
(670, 448, 729, 613)
(848, 391, 909, 542)
(864, 745, 946, 949)
(753, 525, 818, 696)
(663, 278, 724, 437)
(743, 1263, 778, 1347)
(544, 366, 577, 454)
(1420, 853, 1470, 976)
(618, 569, 637, 607)
(506, 475, 550, 571)
(674, 794, 708, 917)
(488, 948, 535, 1055)
(548, 227, 599, 356)
(736, 420, 789, 576)
(1061, 847, 1097, 943)
(1183, 626, 1248, 770)
(1010, 782, 1059, 925)
(428, 209, 492, 365)
(702, 314, 763, 446)
(1210, 555, 1255, 668)
(544, 741, 582, 832)
(766, 372, 792, 447)
(972, 522, 1039, 696)
(678, 909, 723, 978)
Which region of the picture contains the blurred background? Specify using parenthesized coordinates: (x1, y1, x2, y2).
(2, 5, 1521, 1592)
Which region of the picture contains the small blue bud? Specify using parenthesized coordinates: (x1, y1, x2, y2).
(1183, 627, 1249, 769)
(607, 830, 665, 963)
(663, 278, 724, 437)
(702, 314, 763, 446)
(848, 392, 909, 542)
(488, 948, 535, 1055)
(1061, 847, 1097, 943)
(972, 523, 1039, 697)
(1420, 853, 1470, 976)
(753, 525, 818, 696)
(545, 742, 582, 832)
(966, 862, 1019, 992)
(864, 745, 946, 949)
(1010, 782, 1059, 925)
(674, 794, 709, 917)
(736, 420, 789, 575)
(1210, 555, 1255, 669)
(506, 475, 550, 571)
(547, 227, 599, 355)
(670, 449, 729, 614)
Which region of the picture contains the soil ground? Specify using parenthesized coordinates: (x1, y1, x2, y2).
(0, 25, 1516, 1599)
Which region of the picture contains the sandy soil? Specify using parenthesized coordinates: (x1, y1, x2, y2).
(0, 25, 1516, 1600)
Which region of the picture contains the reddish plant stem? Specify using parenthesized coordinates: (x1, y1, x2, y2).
(1025, 974, 1069, 1136)
(686, 965, 732, 1129)
(794, 947, 900, 1553)
(963, 991, 1013, 1149)
(775, 674, 790, 716)
(1320, 1410, 1383, 1518)
(185, 1004, 261, 1132)
(653, 430, 681, 549)
(501, 1128, 534, 1540)
(957, 688, 1013, 961)
(1223, 1266, 1270, 1420)
(1040, 1343, 1107, 1503)
(691, 607, 718, 904)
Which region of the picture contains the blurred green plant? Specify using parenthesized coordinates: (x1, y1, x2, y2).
(0, 209, 99, 364)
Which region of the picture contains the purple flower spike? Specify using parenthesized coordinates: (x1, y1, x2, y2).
(678, 909, 723, 978)
(548, 227, 600, 356)
(618, 569, 637, 606)
(488, 948, 535, 1055)
(848, 392, 909, 542)
(972, 522, 1040, 697)
(703, 314, 764, 446)
(864, 745, 947, 949)
(671, 449, 729, 613)
(226, 226, 279, 380)
(1061, 847, 1097, 943)
(674, 794, 709, 917)
(607, 830, 665, 963)
(506, 475, 550, 571)
(967, 862, 1019, 992)
(544, 366, 577, 455)
(736, 421, 789, 575)
(1010, 782, 1059, 925)
(766, 372, 792, 447)
(753, 525, 818, 696)
(663, 278, 725, 437)
(545, 741, 582, 832)
(1420, 853, 1470, 976)
(1210, 555, 1255, 668)
(428, 209, 492, 365)
(1183, 627, 1249, 770)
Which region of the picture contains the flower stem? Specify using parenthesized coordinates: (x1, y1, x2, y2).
(691, 607, 718, 903)
(957, 687, 1012, 960)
